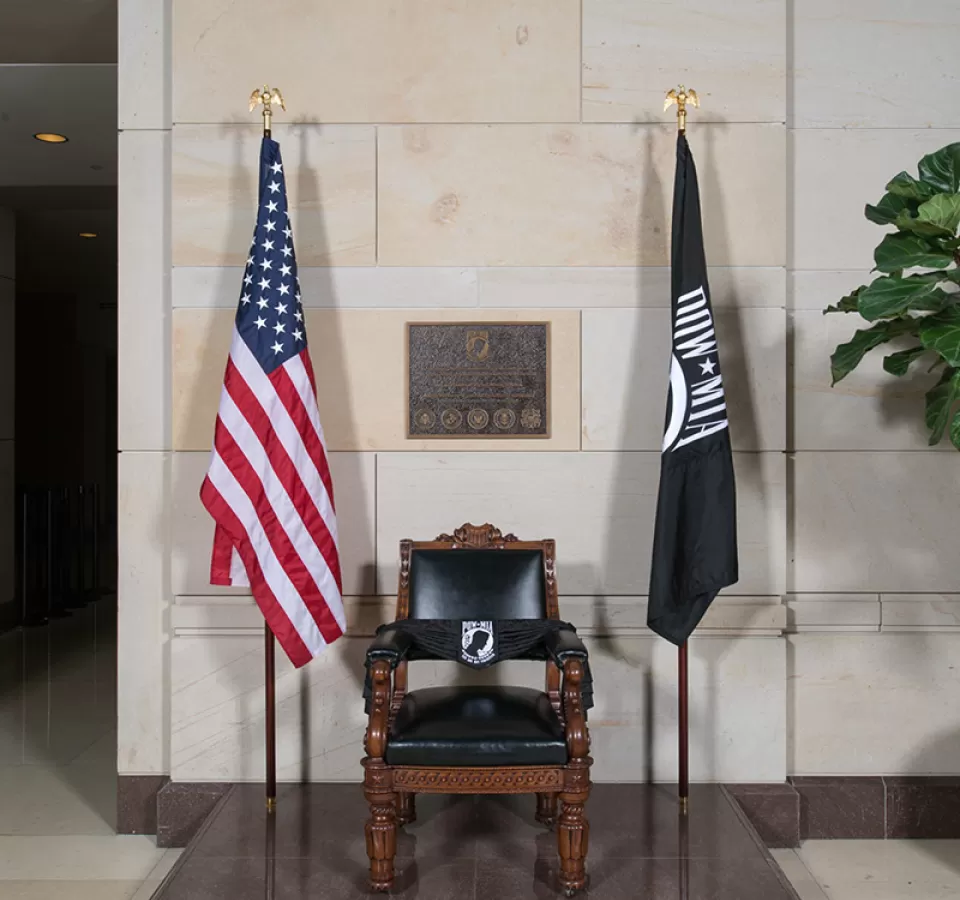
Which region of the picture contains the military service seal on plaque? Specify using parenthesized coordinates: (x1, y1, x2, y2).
(407, 322, 549, 438)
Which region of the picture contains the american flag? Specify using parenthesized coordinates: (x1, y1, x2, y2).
(200, 136, 345, 667)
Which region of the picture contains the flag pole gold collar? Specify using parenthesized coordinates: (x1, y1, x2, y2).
(249, 85, 286, 138)
(664, 86, 699, 135)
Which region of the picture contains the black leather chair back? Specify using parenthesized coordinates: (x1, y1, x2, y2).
(408, 549, 546, 620)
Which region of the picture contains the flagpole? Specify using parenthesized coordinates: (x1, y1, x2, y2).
(249, 83, 286, 815)
(664, 84, 700, 816)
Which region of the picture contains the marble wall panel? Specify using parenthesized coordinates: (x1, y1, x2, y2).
(170, 451, 376, 597)
(881, 595, 960, 633)
(792, 1, 960, 128)
(376, 451, 786, 597)
(119, 129, 171, 451)
(789, 633, 960, 774)
(171, 124, 375, 267)
(378, 124, 785, 267)
(171, 307, 581, 452)
(172, 0, 579, 124)
(793, 453, 960, 593)
(791, 309, 948, 451)
(119, 0, 171, 129)
(582, 307, 785, 451)
(792, 129, 960, 270)
(478, 266, 786, 309)
(171, 631, 785, 782)
(583, 0, 786, 123)
(118, 451, 170, 775)
(172, 266, 478, 309)
(785, 595, 881, 633)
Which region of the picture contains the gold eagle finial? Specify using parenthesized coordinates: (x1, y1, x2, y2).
(664, 85, 699, 132)
(249, 85, 286, 135)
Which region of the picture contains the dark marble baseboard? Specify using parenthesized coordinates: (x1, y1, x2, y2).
(157, 782, 233, 847)
(727, 776, 960, 845)
(117, 775, 170, 835)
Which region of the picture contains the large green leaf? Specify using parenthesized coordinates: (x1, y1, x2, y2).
(924, 367, 960, 444)
(857, 273, 947, 320)
(865, 192, 914, 226)
(920, 316, 960, 367)
(951, 409, 960, 450)
(919, 144, 960, 193)
(830, 319, 916, 384)
(874, 233, 954, 272)
(883, 346, 926, 376)
(886, 171, 937, 200)
(824, 286, 864, 314)
(916, 193, 960, 236)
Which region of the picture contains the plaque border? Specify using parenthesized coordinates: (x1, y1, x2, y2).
(405, 321, 551, 440)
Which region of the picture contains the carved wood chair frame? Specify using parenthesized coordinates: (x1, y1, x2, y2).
(362, 523, 592, 896)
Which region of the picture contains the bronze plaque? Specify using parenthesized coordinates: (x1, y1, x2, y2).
(407, 322, 549, 438)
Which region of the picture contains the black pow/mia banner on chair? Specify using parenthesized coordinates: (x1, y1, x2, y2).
(363, 618, 593, 711)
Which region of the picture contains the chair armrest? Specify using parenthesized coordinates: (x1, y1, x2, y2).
(544, 626, 588, 668)
(365, 626, 414, 667)
(364, 659, 392, 760)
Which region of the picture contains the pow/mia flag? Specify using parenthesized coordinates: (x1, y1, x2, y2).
(648, 132, 739, 646)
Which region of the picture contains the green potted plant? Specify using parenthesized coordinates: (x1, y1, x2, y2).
(826, 143, 960, 448)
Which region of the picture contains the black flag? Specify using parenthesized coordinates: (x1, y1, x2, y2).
(647, 133, 738, 645)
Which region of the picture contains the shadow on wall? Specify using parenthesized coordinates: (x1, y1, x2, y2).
(164, 122, 371, 785)
(597, 120, 773, 783)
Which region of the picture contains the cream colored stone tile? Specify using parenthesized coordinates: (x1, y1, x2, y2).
(882, 595, 960, 632)
(119, 130, 170, 452)
(798, 839, 960, 900)
(171, 124, 375, 267)
(170, 451, 376, 597)
(173, 1, 579, 124)
(587, 635, 785, 782)
(170, 632, 783, 783)
(793, 1, 960, 128)
(792, 129, 960, 270)
(789, 634, 960, 774)
(118, 0, 170, 129)
(117, 451, 169, 776)
(171, 307, 581, 451)
(785, 594, 881, 633)
(479, 266, 786, 309)
(791, 309, 948, 451)
(789, 270, 872, 310)
(582, 307, 785, 451)
(379, 124, 785, 267)
(173, 266, 478, 308)
(793, 452, 960, 593)
(130, 851, 182, 900)
(0, 835, 165, 880)
(583, 0, 785, 123)
(769, 849, 829, 900)
(170, 634, 369, 781)
(376, 452, 786, 597)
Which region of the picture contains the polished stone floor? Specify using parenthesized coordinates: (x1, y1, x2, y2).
(0, 603, 179, 899)
(153, 782, 800, 899)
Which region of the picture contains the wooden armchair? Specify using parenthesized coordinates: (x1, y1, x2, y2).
(362, 523, 592, 896)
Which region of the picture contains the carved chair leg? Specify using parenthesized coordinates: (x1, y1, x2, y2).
(536, 792, 558, 827)
(364, 786, 397, 892)
(557, 792, 589, 896)
(397, 791, 417, 826)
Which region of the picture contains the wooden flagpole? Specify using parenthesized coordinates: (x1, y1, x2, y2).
(249, 84, 286, 815)
(664, 85, 700, 815)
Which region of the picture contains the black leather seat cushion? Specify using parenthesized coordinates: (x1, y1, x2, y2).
(385, 686, 567, 767)
(408, 549, 546, 620)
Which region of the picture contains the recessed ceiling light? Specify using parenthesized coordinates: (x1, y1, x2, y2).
(34, 133, 68, 143)
(78, 232, 98, 239)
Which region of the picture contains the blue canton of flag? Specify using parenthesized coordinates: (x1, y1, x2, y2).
(237, 138, 307, 372)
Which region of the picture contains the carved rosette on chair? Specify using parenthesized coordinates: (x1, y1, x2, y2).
(361, 523, 593, 896)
